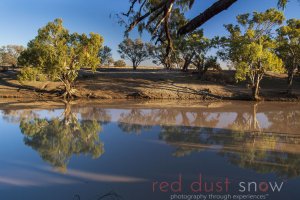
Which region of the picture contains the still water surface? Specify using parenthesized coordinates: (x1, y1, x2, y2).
(0, 101, 299, 200)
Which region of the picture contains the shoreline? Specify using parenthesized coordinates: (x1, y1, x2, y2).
(1, 98, 299, 110)
(0, 91, 299, 102)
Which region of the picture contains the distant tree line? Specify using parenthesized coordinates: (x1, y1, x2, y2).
(0, 45, 25, 70)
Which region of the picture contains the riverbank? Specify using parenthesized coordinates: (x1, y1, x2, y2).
(0, 68, 299, 101)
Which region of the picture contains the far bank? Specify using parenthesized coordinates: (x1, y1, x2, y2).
(0, 68, 299, 102)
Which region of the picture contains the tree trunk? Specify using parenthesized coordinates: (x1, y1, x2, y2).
(198, 64, 207, 80)
(165, 62, 171, 70)
(163, 56, 172, 70)
(287, 60, 296, 94)
(182, 59, 190, 72)
(287, 70, 294, 94)
(133, 65, 137, 70)
(182, 55, 194, 72)
(62, 80, 76, 99)
(251, 80, 260, 101)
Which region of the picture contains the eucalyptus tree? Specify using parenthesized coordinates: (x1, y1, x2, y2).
(276, 19, 300, 93)
(120, 0, 290, 59)
(18, 19, 103, 98)
(99, 45, 114, 66)
(219, 9, 285, 100)
(194, 56, 221, 79)
(118, 38, 149, 70)
(176, 30, 221, 78)
(146, 8, 186, 69)
(147, 42, 179, 69)
(177, 30, 207, 72)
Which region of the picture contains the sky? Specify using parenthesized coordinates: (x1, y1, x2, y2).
(0, 0, 300, 65)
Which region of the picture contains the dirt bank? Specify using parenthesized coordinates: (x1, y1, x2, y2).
(0, 68, 299, 101)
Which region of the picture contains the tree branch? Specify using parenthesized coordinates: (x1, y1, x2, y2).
(178, 0, 238, 36)
(125, 1, 167, 33)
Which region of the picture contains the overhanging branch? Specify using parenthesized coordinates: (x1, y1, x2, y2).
(178, 0, 238, 36)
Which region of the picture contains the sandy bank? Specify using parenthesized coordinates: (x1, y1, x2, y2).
(0, 68, 299, 101)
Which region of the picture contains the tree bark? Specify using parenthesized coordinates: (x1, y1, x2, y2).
(178, 0, 237, 36)
(163, 56, 172, 70)
(251, 79, 260, 101)
(287, 60, 297, 94)
(182, 56, 192, 72)
(62, 79, 75, 99)
(133, 64, 137, 70)
(287, 69, 294, 94)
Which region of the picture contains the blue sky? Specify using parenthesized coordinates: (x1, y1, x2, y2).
(0, 0, 300, 64)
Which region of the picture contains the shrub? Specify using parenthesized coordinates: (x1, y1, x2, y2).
(18, 67, 46, 81)
(114, 60, 126, 67)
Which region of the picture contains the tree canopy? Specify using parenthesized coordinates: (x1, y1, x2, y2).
(121, 0, 289, 57)
(99, 45, 114, 66)
(177, 30, 220, 77)
(118, 38, 149, 70)
(276, 18, 300, 93)
(219, 9, 285, 100)
(18, 18, 103, 98)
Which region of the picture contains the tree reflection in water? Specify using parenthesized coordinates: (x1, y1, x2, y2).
(118, 109, 154, 134)
(18, 102, 105, 172)
(1, 101, 300, 177)
(118, 103, 300, 178)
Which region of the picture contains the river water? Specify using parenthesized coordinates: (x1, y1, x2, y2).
(0, 101, 299, 200)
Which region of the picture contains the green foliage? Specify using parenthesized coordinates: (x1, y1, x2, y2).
(204, 56, 221, 71)
(178, 30, 216, 74)
(18, 67, 46, 81)
(20, 106, 104, 171)
(122, 0, 291, 63)
(234, 41, 284, 81)
(99, 45, 114, 66)
(148, 43, 179, 69)
(175, 30, 221, 77)
(114, 59, 126, 67)
(220, 9, 285, 99)
(18, 18, 104, 98)
(276, 18, 300, 91)
(118, 38, 149, 70)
